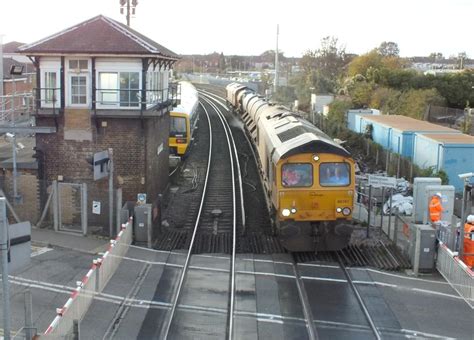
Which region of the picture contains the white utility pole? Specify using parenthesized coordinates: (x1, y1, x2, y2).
(1, 198, 11, 340)
(1, 35, 4, 113)
(273, 24, 279, 94)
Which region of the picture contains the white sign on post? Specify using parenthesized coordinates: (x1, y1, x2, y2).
(92, 201, 101, 215)
(368, 175, 397, 188)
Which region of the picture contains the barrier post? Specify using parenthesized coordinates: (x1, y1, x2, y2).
(380, 187, 385, 229)
(450, 215, 458, 251)
(94, 259, 101, 292)
(24, 289, 34, 340)
(413, 228, 421, 276)
(108, 148, 114, 238)
(146, 206, 152, 249)
(53, 180, 59, 232)
(73, 319, 80, 340)
(367, 185, 372, 238)
(394, 211, 399, 247)
(388, 188, 393, 240)
(81, 183, 87, 236)
(116, 188, 123, 236)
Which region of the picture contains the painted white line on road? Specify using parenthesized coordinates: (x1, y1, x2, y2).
(109, 253, 297, 278)
(298, 263, 340, 269)
(301, 276, 347, 283)
(352, 267, 449, 285)
(31, 247, 53, 257)
(299, 275, 463, 300)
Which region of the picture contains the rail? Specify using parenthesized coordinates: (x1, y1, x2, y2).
(291, 256, 319, 340)
(160, 101, 214, 339)
(201, 94, 241, 339)
(337, 255, 382, 340)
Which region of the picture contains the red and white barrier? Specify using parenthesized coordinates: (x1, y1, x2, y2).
(43, 217, 133, 337)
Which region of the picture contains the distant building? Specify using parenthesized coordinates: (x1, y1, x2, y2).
(18, 15, 180, 230)
(1, 55, 35, 123)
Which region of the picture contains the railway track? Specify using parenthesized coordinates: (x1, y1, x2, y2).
(336, 255, 382, 340)
(160, 98, 241, 339)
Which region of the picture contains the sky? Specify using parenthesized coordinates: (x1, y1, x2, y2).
(0, 0, 472, 58)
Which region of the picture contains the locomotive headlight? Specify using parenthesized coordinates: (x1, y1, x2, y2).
(342, 207, 351, 216)
(312, 155, 320, 161)
(336, 207, 342, 213)
(290, 208, 297, 214)
(282, 209, 291, 217)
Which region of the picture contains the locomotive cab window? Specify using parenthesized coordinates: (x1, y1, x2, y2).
(282, 163, 313, 187)
(170, 117, 187, 137)
(319, 163, 350, 186)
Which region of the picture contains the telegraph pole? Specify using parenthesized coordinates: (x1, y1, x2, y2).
(1, 35, 4, 113)
(1, 198, 11, 340)
(273, 24, 279, 94)
(119, 0, 138, 27)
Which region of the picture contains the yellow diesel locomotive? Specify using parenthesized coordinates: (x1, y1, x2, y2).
(226, 83, 355, 251)
(169, 81, 199, 157)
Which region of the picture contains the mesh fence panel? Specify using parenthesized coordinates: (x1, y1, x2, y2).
(437, 243, 474, 308)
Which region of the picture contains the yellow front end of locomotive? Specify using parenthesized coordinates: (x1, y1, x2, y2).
(273, 153, 355, 222)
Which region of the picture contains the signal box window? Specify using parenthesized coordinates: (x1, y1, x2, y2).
(170, 117, 186, 137)
(320, 163, 350, 186)
(282, 163, 313, 187)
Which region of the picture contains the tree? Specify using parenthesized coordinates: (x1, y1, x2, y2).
(312, 36, 347, 81)
(347, 49, 383, 78)
(218, 52, 226, 73)
(378, 41, 400, 57)
(294, 36, 348, 107)
(429, 52, 444, 62)
(327, 98, 353, 124)
(395, 88, 445, 119)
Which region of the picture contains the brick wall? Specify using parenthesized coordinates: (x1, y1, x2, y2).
(1, 170, 40, 223)
(35, 112, 170, 232)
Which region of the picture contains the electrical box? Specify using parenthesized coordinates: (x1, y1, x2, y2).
(134, 204, 152, 243)
(423, 185, 455, 225)
(413, 177, 441, 223)
(409, 224, 436, 272)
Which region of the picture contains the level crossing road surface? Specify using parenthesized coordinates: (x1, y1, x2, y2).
(2, 234, 472, 339)
(78, 246, 473, 340)
(0, 245, 97, 336)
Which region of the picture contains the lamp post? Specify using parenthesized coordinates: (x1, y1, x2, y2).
(0, 35, 4, 113)
(8, 65, 24, 204)
(5, 132, 24, 204)
(1, 197, 11, 340)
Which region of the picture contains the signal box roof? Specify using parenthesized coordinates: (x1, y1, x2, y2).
(18, 15, 179, 60)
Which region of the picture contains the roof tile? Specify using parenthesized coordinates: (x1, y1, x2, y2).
(18, 15, 179, 59)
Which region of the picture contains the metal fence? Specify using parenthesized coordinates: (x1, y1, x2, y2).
(436, 242, 474, 308)
(43, 217, 133, 338)
(0, 173, 122, 237)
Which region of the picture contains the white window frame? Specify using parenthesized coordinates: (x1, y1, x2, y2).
(41, 69, 60, 108)
(68, 74, 89, 107)
(98, 72, 119, 107)
(66, 58, 90, 108)
(95, 70, 141, 110)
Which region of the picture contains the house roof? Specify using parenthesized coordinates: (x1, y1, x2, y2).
(18, 15, 179, 60)
(419, 133, 474, 145)
(363, 114, 459, 133)
(3, 41, 25, 54)
(2, 58, 30, 79)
